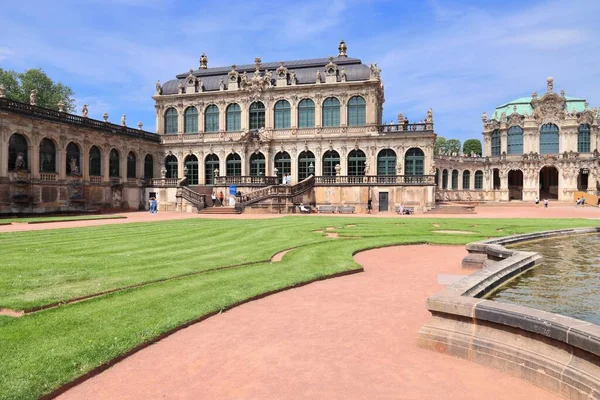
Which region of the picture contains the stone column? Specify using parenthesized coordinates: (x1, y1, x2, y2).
(340, 100, 347, 127)
(102, 149, 110, 182)
(0, 135, 7, 178)
(155, 106, 162, 134)
(219, 155, 226, 179)
(264, 148, 271, 176)
(500, 130, 508, 154)
(82, 144, 90, 181)
(120, 151, 127, 181)
(219, 105, 226, 133)
(290, 102, 298, 129)
(241, 105, 248, 131)
(31, 140, 40, 179)
(198, 153, 205, 184)
(177, 153, 184, 179)
(458, 171, 463, 190)
(315, 101, 322, 128)
(177, 109, 184, 134)
(315, 154, 323, 176)
(58, 146, 67, 180)
(291, 153, 298, 183)
(198, 108, 205, 133)
(265, 100, 272, 130)
(241, 152, 247, 176)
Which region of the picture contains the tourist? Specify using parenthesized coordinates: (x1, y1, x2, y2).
(219, 191, 224, 207)
(211, 192, 217, 207)
(544, 199, 549, 208)
(581, 197, 586, 206)
(576, 197, 581, 207)
(367, 198, 372, 214)
(299, 203, 310, 213)
(149, 197, 154, 214)
(535, 196, 539, 207)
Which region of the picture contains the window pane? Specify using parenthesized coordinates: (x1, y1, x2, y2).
(165, 108, 178, 134)
(540, 124, 559, 154)
(274, 100, 291, 129)
(491, 130, 501, 157)
(578, 124, 590, 153)
(205, 105, 219, 132)
(347, 96, 366, 126)
(226, 104, 241, 132)
(322, 98, 340, 127)
(462, 171, 470, 189)
(298, 99, 315, 128)
(507, 126, 523, 155)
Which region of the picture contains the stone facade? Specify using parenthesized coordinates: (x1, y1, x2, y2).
(435, 78, 600, 202)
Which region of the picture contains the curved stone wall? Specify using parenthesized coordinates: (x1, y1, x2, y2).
(418, 227, 600, 399)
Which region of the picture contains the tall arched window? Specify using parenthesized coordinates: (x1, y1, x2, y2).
(540, 123, 559, 154)
(298, 99, 315, 128)
(347, 96, 366, 126)
(322, 97, 340, 127)
(165, 155, 178, 179)
(204, 104, 219, 132)
(507, 126, 523, 155)
(164, 108, 178, 134)
(451, 170, 459, 190)
(8, 133, 28, 171)
(226, 153, 241, 176)
(474, 170, 483, 189)
(578, 124, 591, 153)
(348, 149, 366, 176)
(39, 138, 56, 173)
(377, 149, 396, 176)
(66, 142, 81, 175)
(184, 107, 198, 133)
(226, 103, 241, 131)
(144, 154, 153, 179)
(274, 151, 291, 182)
(462, 170, 471, 189)
(297, 151, 315, 181)
(322, 150, 341, 176)
(89, 146, 102, 176)
(205, 154, 219, 185)
(249, 102, 265, 130)
(109, 149, 120, 177)
(491, 129, 501, 157)
(249, 152, 265, 176)
(127, 152, 136, 178)
(274, 100, 291, 129)
(442, 169, 448, 189)
(184, 154, 198, 185)
(405, 148, 425, 176)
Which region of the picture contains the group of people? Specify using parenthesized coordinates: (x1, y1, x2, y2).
(281, 173, 292, 185)
(211, 191, 225, 207)
(575, 197, 587, 207)
(148, 197, 158, 214)
(534, 197, 549, 208)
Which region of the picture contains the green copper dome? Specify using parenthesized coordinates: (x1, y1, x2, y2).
(491, 95, 586, 120)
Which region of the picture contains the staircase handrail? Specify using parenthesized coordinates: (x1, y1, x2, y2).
(176, 186, 206, 210)
(238, 175, 315, 206)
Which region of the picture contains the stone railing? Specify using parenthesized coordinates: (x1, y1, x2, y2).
(214, 175, 279, 186)
(110, 177, 121, 184)
(314, 175, 435, 186)
(419, 227, 600, 399)
(176, 186, 206, 210)
(39, 173, 57, 182)
(151, 178, 179, 187)
(89, 176, 103, 184)
(377, 122, 433, 133)
(238, 176, 315, 206)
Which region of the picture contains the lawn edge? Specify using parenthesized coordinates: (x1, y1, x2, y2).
(26, 216, 127, 224)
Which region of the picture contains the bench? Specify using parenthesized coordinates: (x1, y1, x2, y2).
(396, 206, 414, 215)
(318, 205, 336, 213)
(337, 206, 355, 214)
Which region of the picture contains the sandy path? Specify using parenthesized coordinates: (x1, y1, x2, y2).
(57, 245, 556, 400)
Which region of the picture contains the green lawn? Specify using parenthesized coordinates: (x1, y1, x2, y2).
(0, 214, 125, 224)
(1, 217, 598, 400)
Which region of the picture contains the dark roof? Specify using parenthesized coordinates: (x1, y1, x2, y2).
(161, 56, 370, 95)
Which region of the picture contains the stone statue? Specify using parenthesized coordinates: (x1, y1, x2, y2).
(338, 39, 347, 57)
(334, 163, 341, 176)
(426, 108, 433, 123)
(82, 104, 89, 118)
(369, 63, 381, 80)
(264, 69, 272, 87)
(241, 71, 249, 85)
(532, 91, 537, 99)
(560, 89, 565, 97)
(57, 101, 65, 112)
(69, 157, 79, 175)
(29, 89, 37, 106)
(15, 152, 25, 170)
(290, 71, 297, 85)
(219, 77, 225, 91)
(199, 52, 208, 69)
(103, 112, 108, 122)
(178, 80, 184, 94)
(155, 80, 162, 95)
(397, 112, 404, 124)
(547, 76, 554, 92)
(0, 84, 5, 98)
(481, 111, 487, 121)
(340, 68, 347, 82)
(316, 70, 322, 83)
(364, 158, 371, 175)
(138, 121, 143, 130)
(121, 114, 126, 127)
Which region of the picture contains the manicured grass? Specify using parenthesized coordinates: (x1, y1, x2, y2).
(0, 215, 125, 224)
(0, 217, 598, 400)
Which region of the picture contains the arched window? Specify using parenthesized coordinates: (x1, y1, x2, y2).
(66, 142, 81, 175)
(507, 126, 523, 155)
(184, 107, 198, 133)
(462, 170, 471, 190)
(204, 104, 219, 132)
(322, 97, 340, 127)
(127, 151, 136, 178)
(274, 151, 291, 182)
(298, 99, 315, 128)
(164, 108, 178, 134)
(249, 152, 265, 176)
(89, 146, 102, 176)
(474, 170, 483, 189)
(377, 149, 396, 176)
(184, 154, 198, 185)
(540, 123, 559, 154)
(205, 154, 219, 185)
(442, 169, 448, 189)
(347, 96, 366, 126)
(226, 153, 241, 176)
(249, 102, 265, 130)
(348, 149, 366, 176)
(144, 154, 153, 179)
(491, 129, 501, 157)
(165, 155, 178, 179)
(8, 133, 28, 171)
(226, 103, 241, 132)
(39, 138, 56, 173)
(109, 149, 120, 177)
(297, 151, 315, 181)
(322, 150, 341, 176)
(405, 148, 425, 176)
(274, 100, 291, 129)
(578, 124, 591, 153)
(451, 170, 459, 190)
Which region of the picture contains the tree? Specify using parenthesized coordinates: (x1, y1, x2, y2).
(463, 139, 482, 156)
(0, 68, 75, 112)
(443, 139, 461, 155)
(434, 137, 447, 155)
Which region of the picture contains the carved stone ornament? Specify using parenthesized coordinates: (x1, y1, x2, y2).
(369, 63, 381, 80)
(577, 110, 594, 125)
(228, 65, 239, 83)
(81, 104, 89, 118)
(340, 68, 347, 82)
(532, 92, 566, 125)
(507, 111, 524, 128)
(325, 56, 337, 76)
(338, 39, 347, 57)
(29, 89, 37, 106)
(276, 62, 287, 79)
(316, 70, 322, 84)
(178, 80, 184, 94)
(290, 71, 297, 85)
(219, 78, 225, 91)
(155, 80, 162, 95)
(199, 53, 208, 69)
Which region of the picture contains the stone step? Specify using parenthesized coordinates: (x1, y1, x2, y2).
(199, 206, 240, 214)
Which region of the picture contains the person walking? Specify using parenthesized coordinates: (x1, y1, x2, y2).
(535, 196, 539, 207)
(367, 198, 372, 214)
(149, 197, 154, 214)
(219, 191, 224, 207)
(211, 192, 217, 207)
(544, 198, 549, 208)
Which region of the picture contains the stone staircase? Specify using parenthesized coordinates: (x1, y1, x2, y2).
(199, 206, 240, 215)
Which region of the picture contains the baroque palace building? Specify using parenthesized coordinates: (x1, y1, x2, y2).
(0, 41, 437, 214)
(434, 77, 600, 202)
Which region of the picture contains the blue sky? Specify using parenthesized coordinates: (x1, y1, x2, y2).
(1, 0, 599, 143)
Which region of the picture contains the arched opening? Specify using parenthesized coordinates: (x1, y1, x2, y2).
(348, 149, 366, 176)
(274, 151, 291, 182)
(39, 138, 56, 173)
(322, 150, 340, 176)
(109, 149, 120, 177)
(377, 149, 396, 176)
(144, 154, 154, 179)
(274, 100, 291, 129)
(462, 170, 471, 190)
(249, 152, 265, 176)
(297, 150, 315, 181)
(204, 154, 219, 184)
(184, 106, 198, 133)
(8, 133, 28, 171)
(226, 153, 241, 176)
(493, 168, 500, 190)
(577, 168, 589, 191)
(347, 96, 366, 126)
(164, 108, 178, 134)
(89, 146, 102, 176)
(322, 97, 340, 127)
(66, 142, 81, 175)
(578, 124, 591, 153)
(474, 170, 483, 190)
(508, 170, 523, 200)
(127, 151, 136, 179)
(184, 154, 199, 185)
(540, 124, 559, 154)
(165, 155, 178, 179)
(507, 126, 523, 155)
(405, 148, 424, 176)
(298, 99, 315, 128)
(442, 169, 448, 189)
(451, 170, 459, 190)
(539, 166, 559, 200)
(226, 103, 241, 132)
(249, 102, 265, 130)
